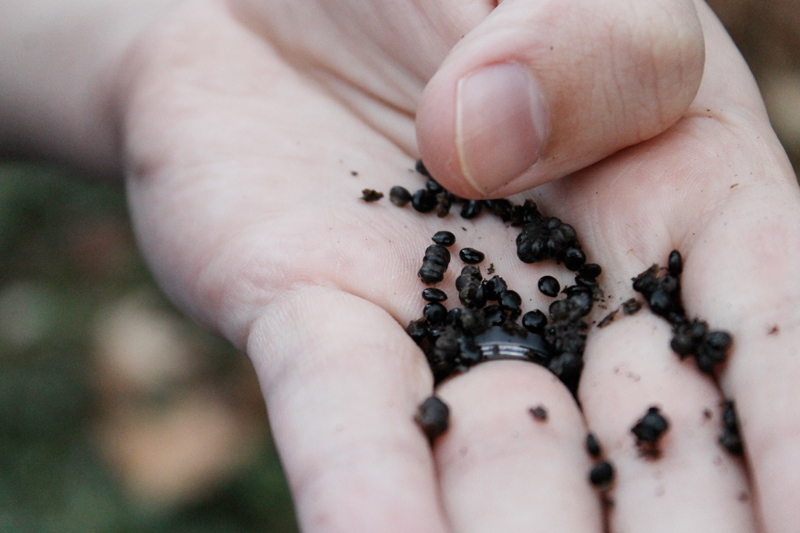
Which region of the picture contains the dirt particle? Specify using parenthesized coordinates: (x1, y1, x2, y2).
(622, 298, 642, 315)
(597, 309, 618, 328)
(361, 189, 383, 202)
(530, 405, 548, 421)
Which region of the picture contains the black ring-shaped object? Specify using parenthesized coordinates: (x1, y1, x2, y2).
(473, 326, 551, 364)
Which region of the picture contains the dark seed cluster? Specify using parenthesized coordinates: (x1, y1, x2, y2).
(719, 400, 743, 455)
(395, 160, 604, 394)
(632, 250, 733, 375)
(418, 244, 450, 285)
(415, 396, 449, 443)
(631, 406, 670, 458)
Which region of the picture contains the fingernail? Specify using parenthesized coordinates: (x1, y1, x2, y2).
(456, 62, 547, 195)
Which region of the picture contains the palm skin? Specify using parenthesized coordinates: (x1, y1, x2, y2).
(119, 0, 800, 531)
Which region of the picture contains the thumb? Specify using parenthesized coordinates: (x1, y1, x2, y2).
(416, 0, 705, 198)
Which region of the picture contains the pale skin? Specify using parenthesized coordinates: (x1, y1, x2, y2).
(2, 0, 800, 531)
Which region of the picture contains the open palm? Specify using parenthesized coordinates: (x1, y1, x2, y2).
(120, 0, 800, 531)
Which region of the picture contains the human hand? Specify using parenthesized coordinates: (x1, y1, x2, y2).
(116, 0, 797, 531)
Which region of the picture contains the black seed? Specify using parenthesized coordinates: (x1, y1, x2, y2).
(361, 189, 384, 202)
(538, 276, 560, 297)
(483, 276, 507, 301)
(648, 290, 673, 316)
(632, 406, 670, 457)
(460, 200, 483, 219)
(706, 330, 732, 351)
(426, 178, 444, 193)
(406, 319, 429, 343)
(411, 189, 437, 213)
(498, 290, 522, 314)
(431, 231, 456, 246)
(389, 186, 412, 206)
(422, 288, 447, 303)
(579, 263, 602, 279)
(530, 405, 548, 421)
(446, 307, 462, 326)
(563, 248, 586, 271)
(522, 310, 547, 333)
(668, 250, 683, 276)
(415, 159, 431, 177)
(415, 396, 449, 443)
(460, 248, 485, 265)
(586, 433, 602, 458)
(622, 298, 642, 315)
(589, 461, 615, 488)
(482, 305, 506, 327)
(424, 303, 448, 325)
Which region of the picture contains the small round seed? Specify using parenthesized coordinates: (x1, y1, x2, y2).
(389, 186, 412, 206)
(589, 461, 614, 487)
(498, 290, 522, 313)
(522, 310, 547, 333)
(411, 189, 437, 213)
(431, 231, 456, 247)
(415, 396, 449, 443)
(563, 247, 586, 271)
(424, 303, 448, 325)
(579, 263, 602, 279)
(422, 288, 448, 302)
(538, 276, 560, 297)
(459, 248, 485, 265)
(460, 200, 483, 219)
(426, 178, 444, 193)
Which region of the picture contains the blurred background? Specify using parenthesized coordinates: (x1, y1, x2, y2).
(1, 2, 799, 531)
